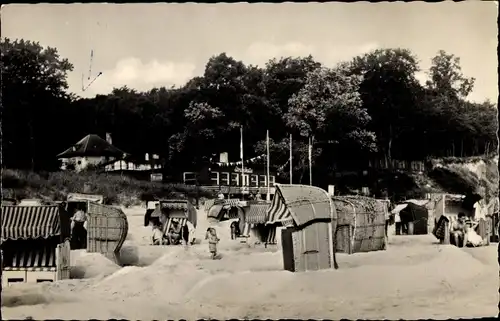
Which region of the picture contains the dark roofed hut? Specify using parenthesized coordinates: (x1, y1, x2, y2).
(268, 184, 337, 272)
(57, 134, 127, 172)
(57, 134, 126, 158)
(332, 196, 388, 254)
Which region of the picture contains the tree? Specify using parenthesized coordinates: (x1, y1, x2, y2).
(1, 38, 74, 170)
(286, 65, 377, 150)
(350, 48, 423, 163)
(422, 50, 492, 157)
(262, 55, 322, 139)
(426, 50, 475, 100)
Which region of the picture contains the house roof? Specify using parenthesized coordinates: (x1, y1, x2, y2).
(268, 184, 333, 227)
(57, 134, 126, 158)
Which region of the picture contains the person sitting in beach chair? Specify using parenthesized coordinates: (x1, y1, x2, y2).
(464, 218, 484, 247)
(151, 222, 166, 245)
(230, 220, 238, 240)
(450, 212, 467, 247)
(167, 220, 182, 245)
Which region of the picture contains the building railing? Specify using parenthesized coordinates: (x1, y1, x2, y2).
(200, 185, 276, 194)
(368, 159, 426, 172)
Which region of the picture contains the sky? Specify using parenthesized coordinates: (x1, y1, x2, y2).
(2, 2, 498, 102)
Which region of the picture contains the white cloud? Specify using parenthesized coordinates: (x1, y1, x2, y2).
(415, 70, 430, 86)
(85, 57, 196, 95)
(245, 42, 317, 63)
(231, 41, 380, 68)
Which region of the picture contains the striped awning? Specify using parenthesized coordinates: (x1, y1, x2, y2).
(204, 199, 216, 213)
(3, 244, 57, 268)
(162, 217, 188, 237)
(224, 198, 241, 207)
(1, 206, 61, 241)
(156, 200, 197, 227)
(266, 191, 292, 225)
(160, 200, 190, 211)
(245, 204, 269, 224)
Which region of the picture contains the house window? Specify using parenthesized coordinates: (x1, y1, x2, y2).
(259, 175, 267, 187)
(269, 175, 276, 187)
(210, 172, 220, 186)
(230, 173, 239, 186)
(242, 174, 250, 187)
(250, 175, 259, 187)
(220, 172, 230, 186)
(183, 172, 197, 184)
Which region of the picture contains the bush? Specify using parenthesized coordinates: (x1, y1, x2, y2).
(2, 169, 215, 205)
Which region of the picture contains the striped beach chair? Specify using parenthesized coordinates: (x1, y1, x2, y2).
(161, 217, 189, 245)
(1, 205, 71, 285)
(4, 242, 58, 272)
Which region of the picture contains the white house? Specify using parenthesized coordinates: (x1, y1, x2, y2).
(57, 133, 127, 172)
(104, 153, 162, 172)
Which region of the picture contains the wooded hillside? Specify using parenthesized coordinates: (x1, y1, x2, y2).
(2, 38, 497, 190)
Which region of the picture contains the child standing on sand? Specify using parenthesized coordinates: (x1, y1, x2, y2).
(205, 227, 220, 259)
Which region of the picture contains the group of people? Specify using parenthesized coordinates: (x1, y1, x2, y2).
(450, 212, 484, 247)
(151, 218, 192, 246)
(150, 220, 220, 259)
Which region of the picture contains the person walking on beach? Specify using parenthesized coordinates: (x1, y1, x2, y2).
(205, 227, 220, 259)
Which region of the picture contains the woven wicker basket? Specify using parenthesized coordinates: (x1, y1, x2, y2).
(332, 196, 387, 254)
(86, 203, 128, 262)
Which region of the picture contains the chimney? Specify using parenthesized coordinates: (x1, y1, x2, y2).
(219, 152, 228, 164)
(106, 133, 112, 145)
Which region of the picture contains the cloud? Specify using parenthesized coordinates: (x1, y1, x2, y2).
(85, 57, 196, 95)
(230, 41, 380, 68)
(414, 70, 430, 86)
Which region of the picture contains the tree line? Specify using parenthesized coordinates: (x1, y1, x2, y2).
(2, 38, 497, 187)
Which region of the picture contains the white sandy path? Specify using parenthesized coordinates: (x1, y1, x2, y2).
(2, 204, 498, 320)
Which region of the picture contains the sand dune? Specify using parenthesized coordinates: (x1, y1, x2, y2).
(2, 205, 498, 319)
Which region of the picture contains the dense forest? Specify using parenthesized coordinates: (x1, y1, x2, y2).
(2, 38, 497, 188)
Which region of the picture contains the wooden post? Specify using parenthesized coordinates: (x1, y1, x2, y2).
(442, 221, 450, 244)
(347, 225, 353, 254)
(289, 133, 293, 184)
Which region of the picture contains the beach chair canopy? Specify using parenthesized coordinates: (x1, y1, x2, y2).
(206, 199, 244, 221)
(153, 199, 198, 227)
(1, 205, 71, 242)
(244, 202, 270, 224)
(266, 184, 334, 227)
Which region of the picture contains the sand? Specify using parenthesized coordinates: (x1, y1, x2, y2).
(2, 205, 498, 320)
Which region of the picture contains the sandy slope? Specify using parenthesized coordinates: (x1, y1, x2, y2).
(2, 205, 498, 320)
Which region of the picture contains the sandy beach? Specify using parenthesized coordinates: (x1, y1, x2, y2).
(2, 206, 498, 320)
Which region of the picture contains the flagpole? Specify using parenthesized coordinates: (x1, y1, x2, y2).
(240, 126, 244, 194)
(289, 134, 293, 184)
(266, 130, 270, 201)
(308, 136, 313, 186)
